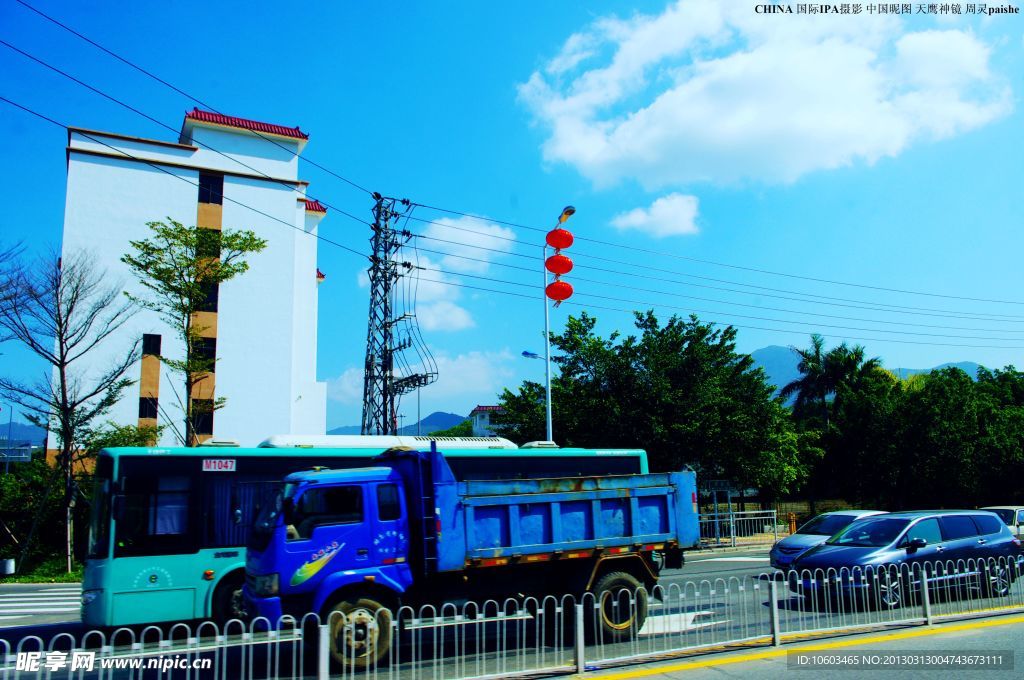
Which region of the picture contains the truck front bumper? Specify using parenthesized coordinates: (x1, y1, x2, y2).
(243, 585, 283, 625)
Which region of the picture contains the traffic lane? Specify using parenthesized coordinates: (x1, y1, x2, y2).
(0, 583, 81, 628)
(589, 614, 1024, 680)
(661, 549, 772, 586)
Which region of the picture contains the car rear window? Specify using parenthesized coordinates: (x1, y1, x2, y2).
(939, 515, 979, 540)
(971, 514, 1004, 536)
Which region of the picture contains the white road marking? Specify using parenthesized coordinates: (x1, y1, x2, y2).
(695, 557, 770, 563)
(640, 610, 726, 635)
(0, 608, 79, 614)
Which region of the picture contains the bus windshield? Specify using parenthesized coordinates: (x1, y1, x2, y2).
(87, 456, 113, 559)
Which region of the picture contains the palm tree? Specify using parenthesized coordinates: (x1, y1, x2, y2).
(781, 334, 881, 428)
(780, 334, 830, 427)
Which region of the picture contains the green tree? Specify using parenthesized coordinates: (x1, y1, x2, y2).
(781, 334, 881, 430)
(121, 219, 266, 445)
(0, 249, 138, 572)
(494, 311, 814, 496)
(430, 419, 473, 437)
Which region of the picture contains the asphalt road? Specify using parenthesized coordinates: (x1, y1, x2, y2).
(590, 614, 1024, 680)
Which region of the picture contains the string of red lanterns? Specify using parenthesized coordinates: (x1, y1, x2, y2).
(544, 207, 576, 305)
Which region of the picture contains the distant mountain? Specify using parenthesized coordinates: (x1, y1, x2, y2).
(0, 422, 46, 446)
(327, 411, 467, 436)
(749, 345, 983, 402)
(750, 345, 802, 394)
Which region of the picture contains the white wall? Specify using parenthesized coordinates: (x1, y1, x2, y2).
(62, 126, 326, 446)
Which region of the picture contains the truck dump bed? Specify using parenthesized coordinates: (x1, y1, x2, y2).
(435, 469, 699, 571)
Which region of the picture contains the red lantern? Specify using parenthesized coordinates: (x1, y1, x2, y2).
(546, 228, 574, 250)
(545, 254, 574, 276)
(545, 280, 574, 302)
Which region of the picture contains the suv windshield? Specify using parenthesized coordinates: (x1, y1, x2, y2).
(797, 514, 862, 536)
(827, 517, 910, 547)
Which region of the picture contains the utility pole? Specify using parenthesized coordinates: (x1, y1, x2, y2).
(361, 193, 436, 435)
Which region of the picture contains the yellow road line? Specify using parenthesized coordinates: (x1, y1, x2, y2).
(590, 614, 1024, 678)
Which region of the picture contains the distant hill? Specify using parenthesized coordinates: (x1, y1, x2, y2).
(749, 346, 983, 402)
(0, 421, 46, 446)
(750, 345, 802, 394)
(327, 411, 467, 436)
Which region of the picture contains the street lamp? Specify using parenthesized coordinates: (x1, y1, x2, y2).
(541, 206, 576, 444)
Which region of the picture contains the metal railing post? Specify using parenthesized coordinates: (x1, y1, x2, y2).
(317, 624, 330, 680)
(769, 580, 782, 647)
(772, 510, 778, 544)
(574, 603, 586, 673)
(730, 512, 737, 549)
(921, 566, 933, 626)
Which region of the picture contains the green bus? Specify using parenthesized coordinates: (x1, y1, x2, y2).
(81, 435, 648, 627)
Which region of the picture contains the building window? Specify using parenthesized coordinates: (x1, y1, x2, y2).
(198, 173, 223, 205)
(192, 399, 214, 436)
(194, 337, 217, 373)
(138, 397, 158, 419)
(142, 333, 162, 356)
(198, 283, 219, 312)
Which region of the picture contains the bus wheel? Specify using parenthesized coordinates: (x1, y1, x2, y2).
(591, 571, 647, 642)
(212, 572, 248, 623)
(326, 597, 393, 669)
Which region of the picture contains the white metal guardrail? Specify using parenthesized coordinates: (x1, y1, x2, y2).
(2, 555, 1021, 678)
(699, 509, 781, 548)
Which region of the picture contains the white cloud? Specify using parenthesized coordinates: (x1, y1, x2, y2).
(417, 300, 475, 331)
(326, 367, 364, 405)
(420, 217, 516, 274)
(326, 350, 515, 407)
(423, 350, 516, 400)
(519, 1, 1011, 188)
(612, 193, 698, 237)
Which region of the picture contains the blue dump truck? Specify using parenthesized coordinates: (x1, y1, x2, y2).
(244, 444, 699, 667)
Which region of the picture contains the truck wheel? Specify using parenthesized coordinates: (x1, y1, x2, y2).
(591, 571, 647, 642)
(211, 572, 248, 623)
(326, 597, 392, 669)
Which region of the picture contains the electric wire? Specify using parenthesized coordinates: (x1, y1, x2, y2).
(0, 38, 374, 233)
(11, 0, 1020, 318)
(0, 96, 369, 260)
(414, 276, 1024, 350)
(13, 0, 1017, 312)
(11, 0, 375, 197)
(411, 265, 1024, 343)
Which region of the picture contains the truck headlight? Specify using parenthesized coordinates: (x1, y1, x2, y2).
(81, 590, 102, 606)
(252, 573, 279, 597)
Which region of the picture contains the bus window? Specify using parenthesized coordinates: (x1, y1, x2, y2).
(116, 462, 198, 556)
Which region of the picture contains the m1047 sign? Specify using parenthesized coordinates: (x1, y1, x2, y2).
(202, 459, 236, 472)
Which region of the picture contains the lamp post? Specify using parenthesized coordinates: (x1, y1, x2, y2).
(541, 206, 576, 443)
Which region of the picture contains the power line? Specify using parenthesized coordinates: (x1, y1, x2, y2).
(413, 275, 1024, 351)
(0, 38, 373, 233)
(11, 0, 375, 197)
(412, 265, 1024, 342)
(400, 209, 1024, 321)
(0, 96, 369, 260)
(410, 202, 1024, 307)
(12, 0, 1019, 312)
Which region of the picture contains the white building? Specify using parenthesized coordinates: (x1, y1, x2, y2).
(468, 405, 504, 437)
(61, 108, 327, 446)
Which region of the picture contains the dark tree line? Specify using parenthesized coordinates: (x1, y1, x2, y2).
(493, 318, 1024, 511)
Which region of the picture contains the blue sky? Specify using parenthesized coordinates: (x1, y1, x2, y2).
(1, 1, 1022, 429)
